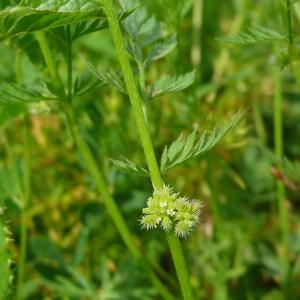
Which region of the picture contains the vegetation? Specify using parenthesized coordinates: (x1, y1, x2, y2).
(0, 0, 299, 299)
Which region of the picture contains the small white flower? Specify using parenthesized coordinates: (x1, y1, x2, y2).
(140, 185, 203, 238)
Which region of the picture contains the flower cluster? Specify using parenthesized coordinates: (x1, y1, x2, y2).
(140, 185, 202, 238)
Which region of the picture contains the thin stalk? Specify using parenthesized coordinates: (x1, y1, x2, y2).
(191, 0, 203, 69)
(16, 115, 31, 300)
(102, 1, 194, 299)
(67, 108, 174, 300)
(15, 48, 31, 300)
(66, 25, 73, 103)
(35, 31, 62, 89)
(102, 0, 162, 189)
(207, 161, 221, 240)
(273, 64, 290, 292)
(284, 0, 293, 45)
(36, 29, 174, 300)
(251, 98, 267, 145)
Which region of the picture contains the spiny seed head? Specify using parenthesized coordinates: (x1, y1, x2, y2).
(140, 185, 203, 238)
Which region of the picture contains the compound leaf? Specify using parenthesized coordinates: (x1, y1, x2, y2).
(148, 70, 195, 99)
(160, 112, 244, 173)
(0, 82, 58, 105)
(147, 34, 177, 61)
(109, 157, 149, 177)
(0, 0, 105, 40)
(52, 7, 135, 41)
(84, 61, 126, 94)
(217, 26, 286, 45)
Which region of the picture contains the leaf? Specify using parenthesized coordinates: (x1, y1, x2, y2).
(73, 73, 98, 97)
(31, 236, 66, 267)
(52, 7, 136, 41)
(271, 156, 300, 190)
(120, 1, 175, 64)
(147, 34, 177, 61)
(217, 26, 287, 45)
(148, 70, 196, 99)
(160, 111, 244, 173)
(0, 0, 105, 40)
(109, 157, 149, 177)
(0, 82, 58, 122)
(84, 60, 127, 94)
(0, 82, 58, 105)
(281, 158, 300, 186)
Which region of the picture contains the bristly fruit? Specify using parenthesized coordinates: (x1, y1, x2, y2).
(0, 204, 12, 299)
(140, 185, 202, 238)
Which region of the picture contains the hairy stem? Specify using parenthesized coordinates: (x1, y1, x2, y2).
(103, 0, 194, 299)
(36, 28, 174, 300)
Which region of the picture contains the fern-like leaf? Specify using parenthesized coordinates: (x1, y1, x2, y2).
(0, 0, 105, 40)
(148, 70, 195, 99)
(109, 157, 149, 177)
(84, 61, 126, 94)
(160, 112, 244, 173)
(0, 82, 58, 105)
(217, 26, 287, 45)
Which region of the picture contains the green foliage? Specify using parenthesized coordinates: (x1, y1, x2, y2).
(0, 82, 58, 104)
(84, 60, 126, 93)
(217, 26, 287, 45)
(280, 158, 300, 186)
(109, 157, 149, 177)
(0, 82, 57, 122)
(0, 0, 105, 40)
(160, 112, 244, 173)
(146, 34, 177, 62)
(51, 6, 135, 41)
(148, 70, 195, 99)
(0, 206, 12, 299)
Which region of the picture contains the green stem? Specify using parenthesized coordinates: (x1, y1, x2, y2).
(273, 63, 290, 292)
(36, 28, 174, 300)
(15, 48, 31, 300)
(252, 99, 267, 145)
(16, 115, 31, 300)
(103, 0, 162, 189)
(66, 107, 173, 300)
(191, 0, 203, 69)
(66, 25, 73, 103)
(284, 0, 293, 45)
(103, 1, 194, 299)
(207, 161, 221, 240)
(35, 31, 62, 89)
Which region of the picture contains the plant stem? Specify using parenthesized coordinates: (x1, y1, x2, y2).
(16, 115, 31, 300)
(273, 63, 290, 292)
(207, 160, 221, 240)
(191, 0, 203, 69)
(36, 29, 174, 300)
(102, 1, 194, 299)
(66, 25, 73, 103)
(66, 107, 174, 300)
(35, 31, 62, 89)
(15, 48, 31, 300)
(284, 0, 293, 45)
(103, 0, 162, 189)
